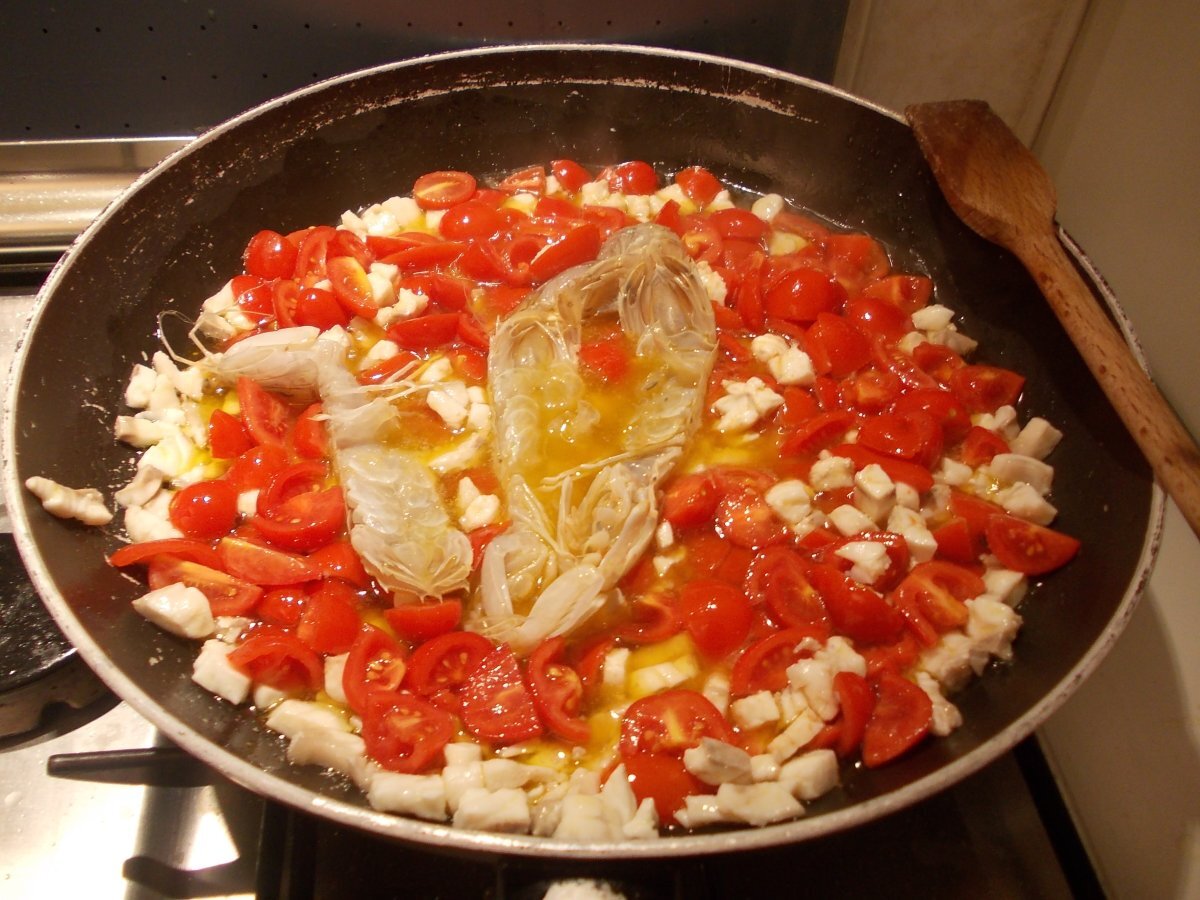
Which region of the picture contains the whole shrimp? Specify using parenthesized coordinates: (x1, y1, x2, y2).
(478, 224, 717, 652)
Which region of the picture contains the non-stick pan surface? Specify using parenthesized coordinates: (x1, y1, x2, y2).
(3, 45, 1161, 857)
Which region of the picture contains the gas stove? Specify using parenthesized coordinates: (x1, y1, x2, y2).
(0, 138, 1102, 900)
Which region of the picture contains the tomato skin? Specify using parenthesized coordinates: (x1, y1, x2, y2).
(237, 377, 291, 447)
(208, 408, 254, 459)
(497, 165, 546, 195)
(622, 752, 706, 826)
(578, 334, 630, 383)
(862, 671, 933, 767)
(253, 486, 346, 554)
(384, 599, 462, 642)
(604, 160, 658, 195)
(958, 425, 1010, 467)
(307, 540, 371, 589)
(714, 485, 788, 550)
(361, 690, 455, 774)
(108, 537, 223, 570)
(617, 591, 682, 644)
(412, 170, 477, 210)
(244, 229, 298, 279)
(439, 200, 507, 241)
(891, 560, 985, 635)
(290, 403, 329, 460)
(832, 671, 874, 758)
(891, 388, 973, 445)
(296, 579, 362, 655)
(949, 364, 1025, 413)
(619, 689, 735, 757)
(845, 295, 912, 342)
(729, 627, 828, 697)
(217, 536, 318, 585)
(745, 546, 829, 629)
(387, 312, 460, 350)
(861, 274, 932, 315)
(764, 268, 846, 323)
(661, 472, 720, 530)
(527, 636, 591, 744)
(343, 626, 408, 715)
(326, 256, 378, 318)
(807, 562, 906, 646)
(528, 222, 602, 283)
(985, 515, 1081, 575)
(168, 480, 240, 540)
(857, 410, 944, 469)
(779, 410, 855, 457)
(678, 578, 753, 659)
(228, 632, 323, 694)
(805, 312, 872, 378)
(709, 208, 767, 242)
(404, 630, 494, 698)
(459, 644, 544, 745)
(257, 585, 307, 628)
(146, 556, 263, 617)
(674, 166, 723, 206)
(549, 159, 590, 193)
(226, 444, 289, 493)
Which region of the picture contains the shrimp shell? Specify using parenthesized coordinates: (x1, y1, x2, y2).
(479, 224, 717, 652)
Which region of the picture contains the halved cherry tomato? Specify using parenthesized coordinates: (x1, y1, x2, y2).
(497, 165, 546, 195)
(326, 256, 379, 318)
(237, 377, 291, 447)
(168, 480, 240, 540)
(891, 388, 973, 444)
(842, 368, 903, 415)
(361, 690, 455, 773)
(714, 485, 787, 550)
(678, 215, 722, 264)
(385, 599, 462, 642)
(985, 515, 1081, 575)
(674, 166, 723, 206)
(404, 630, 494, 697)
(356, 350, 422, 386)
(527, 636, 590, 744)
(617, 591, 681, 644)
(217, 536, 318, 585)
(912, 342, 966, 384)
(225, 444, 290, 493)
(307, 540, 371, 589)
(661, 472, 720, 530)
(857, 410, 944, 469)
(678, 579, 753, 659)
(253, 487, 345, 553)
(860, 274, 932, 314)
(805, 312, 872, 378)
(832, 671, 874, 758)
(950, 364, 1025, 413)
(387, 312, 460, 350)
(528, 222, 602, 283)
(619, 689, 734, 757)
(381, 240, 466, 272)
(459, 644, 544, 745)
(603, 160, 658, 195)
(862, 671, 933, 767)
(622, 752, 706, 826)
(292, 225, 336, 280)
(290, 403, 329, 460)
(958, 425, 1010, 467)
(729, 627, 828, 697)
(257, 460, 328, 516)
(931, 515, 979, 564)
(438, 200, 507, 241)
(228, 632, 323, 694)
(257, 585, 307, 628)
(146, 556, 263, 617)
(763, 268, 845, 323)
(709, 208, 767, 243)
(296, 579, 361, 655)
(844, 295, 912, 342)
(208, 408, 254, 459)
(818, 531, 912, 594)
(807, 562, 905, 646)
(892, 560, 985, 634)
(108, 537, 223, 570)
(779, 410, 855, 456)
(745, 546, 829, 630)
(412, 170, 477, 210)
(244, 229, 298, 279)
(343, 625, 408, 715)
(829, 442, 935, 494)
(826, 233, 889, 288)
(550, 158, 590, 193)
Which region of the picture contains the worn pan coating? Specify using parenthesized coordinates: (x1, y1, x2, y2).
(2, 45, 1161, 858)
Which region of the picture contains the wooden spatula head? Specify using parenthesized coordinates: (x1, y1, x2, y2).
(905, 100, 1058, 248)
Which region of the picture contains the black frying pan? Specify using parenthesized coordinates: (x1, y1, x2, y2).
(2, 45, 1160, 858)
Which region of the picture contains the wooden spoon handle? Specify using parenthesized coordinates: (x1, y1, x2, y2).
(1017, 229, 1200, 537)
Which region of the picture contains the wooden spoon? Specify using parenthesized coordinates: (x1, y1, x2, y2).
(906, 99, 1200, 542)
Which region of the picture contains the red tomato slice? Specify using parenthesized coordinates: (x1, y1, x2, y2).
(619, 689, 735, 758)
(807, 562, 906, 646)
(578, 333, 631, 383)
(816, 531, 912, 594)
(412, 170, 477, 210)
(862, 671, 933, 767)
(527, 636, 590, 744)
(343, 625, 408, 715)
(709, 208, 767, 242)
(805, 312, 872, 378)
(891, 387, 973, 445)
(550, 158, 591, 192)
(745, 546, 829, 629)
(616, 591, 682, 644)
(844, 295, 912, 342)
(459, 644, 544, 745)
(292, 225, 336, 280)
(678, 578, 753, 660)
(380, 240, 467, 273)
(603, 160, 658, 195)
(467, 522, 509, 569)
(361, 691, 455, 774)
(892, 560, 985, 634)
(931, 515, 980, 564)
(289, 403, 329, 460)
(326, 256, 379, 318)
(244, 229, 298, 279)
(257, 460, 328, 515)
(949, 364, 1026, 414)
(237, 377, 291, 447)
(911, 342, 966, 384)
(228, 632, 323, 694)
(217, 536, 318, 585)
(779, 410, 855, 456)
(622, 752, 707, 826)
(674, 165, 723, 206)
(958, 425, 1010, 467)
(985, 515, 1081, 575)
(108, 537, 223, 570)
(225, 444, 289, 493)
(438, 200, 507, 241)
(404, 630, 494, 697)
(497, 165, 547, 195)
(714, 485, 788, 550)
(257, 585, 307, 628)
(253, 487, 345, 554)
(384, 599, 462, 642)
(857, 410, 944, 470)
(832, 671, 874, 758)
(387, 312, 461, 350)
(829, 442, 936, 494)
(294, 285, 350, 331)
(860, 274, 932, 315)
(528, 222, 602, 283)
(307, 540, 371, 589)
(825, 233, 889, 288)
(679, 216, 723, 264)
(296, 579, 362, 655)
(763, 268, 845, 323)
(167, 480, 239, 540)
(208, 408, 254, 460)
(842, 368, 903, 415)
(729, 627, 828, 697)
(146, 556, 263, 617)
(661, 471, 720, 530)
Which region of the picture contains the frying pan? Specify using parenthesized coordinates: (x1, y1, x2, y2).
(2, 44, 1161, 858)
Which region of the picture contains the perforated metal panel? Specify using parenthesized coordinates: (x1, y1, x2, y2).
(0, 1, 847, 140)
